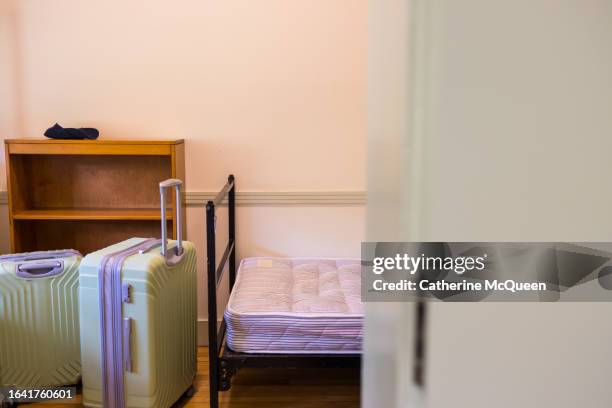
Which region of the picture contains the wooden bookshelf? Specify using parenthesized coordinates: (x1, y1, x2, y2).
(4, 139, 186, 255)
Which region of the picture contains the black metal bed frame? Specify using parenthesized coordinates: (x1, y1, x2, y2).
(206, 175, 361, 408)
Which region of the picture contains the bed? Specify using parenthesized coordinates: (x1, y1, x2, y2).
(225, 257, 363, 354)
(206, 175, 362, 408)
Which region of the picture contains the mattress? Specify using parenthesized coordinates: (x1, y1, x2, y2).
(225, 257, 363, 354)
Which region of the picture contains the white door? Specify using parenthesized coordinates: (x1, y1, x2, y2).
(365, 1, 612, 407)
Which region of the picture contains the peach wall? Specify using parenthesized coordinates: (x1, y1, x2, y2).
(0, 0, 366, 191)
(0, 1, 19, 147)
(0, 0, 367, 337)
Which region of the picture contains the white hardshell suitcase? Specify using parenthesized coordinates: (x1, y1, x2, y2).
(79, 179, 197, 408)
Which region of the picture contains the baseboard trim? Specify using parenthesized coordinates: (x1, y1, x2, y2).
(198, 318, 221, 346)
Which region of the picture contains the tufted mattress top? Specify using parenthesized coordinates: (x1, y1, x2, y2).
(224, 257, 363, 354)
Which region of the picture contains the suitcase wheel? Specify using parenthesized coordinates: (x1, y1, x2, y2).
(184, 385, 196, 398)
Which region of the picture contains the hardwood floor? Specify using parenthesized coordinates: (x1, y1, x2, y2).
(32, 347, 361, 408)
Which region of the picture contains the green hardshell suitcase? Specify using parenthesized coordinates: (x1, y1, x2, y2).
(79, 179, 197, 408)
(0, 249, 82, 388)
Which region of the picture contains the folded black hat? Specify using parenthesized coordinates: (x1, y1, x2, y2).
(44, 123, 99, 140)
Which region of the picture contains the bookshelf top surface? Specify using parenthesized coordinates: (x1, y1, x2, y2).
(5, 139, 184, 145)
(5, 139, 185, 155)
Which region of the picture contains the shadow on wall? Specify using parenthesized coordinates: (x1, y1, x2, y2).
(0, 206, 9, 253)
(2, 0, 25, 136)
(0, 0, 25, 194)
(246, 245, 289, 259)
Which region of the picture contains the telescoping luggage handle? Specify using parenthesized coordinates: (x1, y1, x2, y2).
(159, 178, 184, 263)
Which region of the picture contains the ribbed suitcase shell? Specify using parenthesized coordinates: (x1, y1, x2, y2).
(0, 250, 81, 387)
(79, 238, 197, 408)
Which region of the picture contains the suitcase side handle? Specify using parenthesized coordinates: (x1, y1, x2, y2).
(159, 178, 184, 261)
(0, 249, 80, 263)
(16, 260, 64, 279)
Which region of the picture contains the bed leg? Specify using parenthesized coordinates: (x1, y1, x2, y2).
(219, 358, 236, 391)
(209, 361, 219, 408)
(207, 200, 220, 408)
